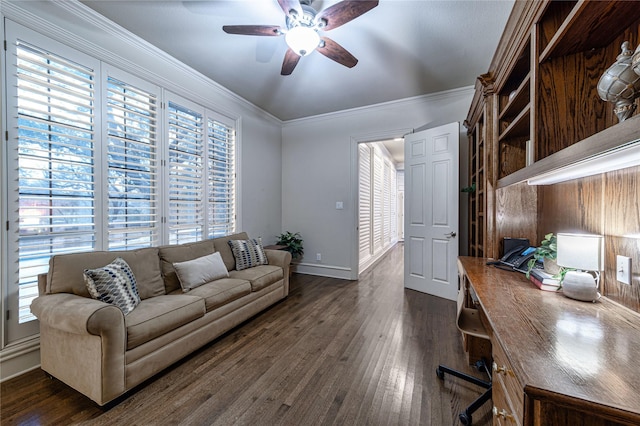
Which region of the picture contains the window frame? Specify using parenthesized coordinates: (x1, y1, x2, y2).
(2, 21, 239, 345)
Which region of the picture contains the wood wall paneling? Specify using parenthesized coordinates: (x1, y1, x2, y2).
(537, 173, 602, 242)
(603, 166, 640, 313)
(495, 182, 538, 255)
(537, 49, 610, 158)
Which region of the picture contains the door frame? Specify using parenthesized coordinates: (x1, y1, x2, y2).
(350, 128, 413, 280)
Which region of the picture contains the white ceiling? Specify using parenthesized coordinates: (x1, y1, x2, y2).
(80, 0, 514, 121)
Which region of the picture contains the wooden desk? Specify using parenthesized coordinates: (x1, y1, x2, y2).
(458, 257, 640, 426)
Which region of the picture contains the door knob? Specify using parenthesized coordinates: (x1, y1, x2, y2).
(445, 231, 457, 238)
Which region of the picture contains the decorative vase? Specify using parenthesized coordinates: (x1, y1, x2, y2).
(597, 42, 640, 122)
(543, 257, 561, 275)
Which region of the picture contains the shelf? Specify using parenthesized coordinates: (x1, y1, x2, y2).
(499, 73, 530, 121)
(497, 114, 640, 188)
(499, 104, 531, 142)
(539, 0, 640, 63)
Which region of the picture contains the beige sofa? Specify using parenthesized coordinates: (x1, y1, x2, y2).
(31, 232, 291, 406)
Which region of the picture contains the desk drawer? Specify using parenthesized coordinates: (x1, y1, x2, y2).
(492, 340, 524, 421)
(492, 376, 520, 426)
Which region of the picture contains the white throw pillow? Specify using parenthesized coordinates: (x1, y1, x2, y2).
(173, 252, 229, 292)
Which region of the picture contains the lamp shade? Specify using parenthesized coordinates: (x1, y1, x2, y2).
(556, 233, 604, 271)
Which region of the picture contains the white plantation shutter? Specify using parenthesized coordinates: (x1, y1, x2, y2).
(207, 118, 236, 238)
(106, 75, 160, 249)
(358, 144, 372, 261)
(390, 167, 397, 240)
(167, 100, 205, 244)
(373, 150, 384, 253)
(10, 37, 98, 325)
(384, 161, 391, 243)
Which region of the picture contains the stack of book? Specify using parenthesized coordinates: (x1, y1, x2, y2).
(529, 268, 561, 291)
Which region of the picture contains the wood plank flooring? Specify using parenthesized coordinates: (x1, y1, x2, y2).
(1, 244, 492, 425)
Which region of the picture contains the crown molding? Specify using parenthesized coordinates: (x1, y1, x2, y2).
(1, 0, 282, 125)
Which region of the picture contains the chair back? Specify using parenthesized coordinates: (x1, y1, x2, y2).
(456, 259, 489, 340)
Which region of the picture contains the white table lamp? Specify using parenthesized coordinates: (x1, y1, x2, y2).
(556, 233, 604, 302)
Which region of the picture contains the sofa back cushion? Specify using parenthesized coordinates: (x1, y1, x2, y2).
(47, 247, 164, 299)
(158, 239, 216, 294)
(213, 232, 249, 271)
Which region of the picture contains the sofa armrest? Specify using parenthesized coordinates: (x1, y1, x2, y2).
(264, 249, 292, 269)
(31, 293, 124, 336)
(264, 249, 292, 296)
(32, 293, 127, 405)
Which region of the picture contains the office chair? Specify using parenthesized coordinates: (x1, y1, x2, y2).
(436, 261, 492, 425)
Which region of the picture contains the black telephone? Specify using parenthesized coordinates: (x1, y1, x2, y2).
(499, 245, 536, 272)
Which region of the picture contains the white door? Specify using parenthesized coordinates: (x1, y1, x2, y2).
(404, 123, 459, 300)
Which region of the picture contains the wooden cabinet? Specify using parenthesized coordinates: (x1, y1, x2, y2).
(465, 75, 497, 258)
(465, 0, 640, 260)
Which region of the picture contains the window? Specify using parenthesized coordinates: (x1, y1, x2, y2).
(12, 39, 97, 326)
(105, 75, 160, 250)
(166, 99, 205, 245)
(4, 22, 237, 342)
(207, 118, 235, 238)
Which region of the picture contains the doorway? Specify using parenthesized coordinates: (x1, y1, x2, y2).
(357, 139, 404, 274)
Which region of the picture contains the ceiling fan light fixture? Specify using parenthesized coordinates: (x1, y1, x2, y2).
(285, 26, 320, 56)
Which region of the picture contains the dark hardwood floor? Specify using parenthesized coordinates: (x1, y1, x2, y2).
(1, 244, 492, 425)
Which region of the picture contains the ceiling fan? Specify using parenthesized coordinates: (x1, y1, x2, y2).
(223, 0, 379, 75)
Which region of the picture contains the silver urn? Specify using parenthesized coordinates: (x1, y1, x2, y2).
(597, 42, 640, 122)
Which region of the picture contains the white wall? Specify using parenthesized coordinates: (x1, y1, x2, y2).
(282, 88, 473, 279)
(0, 1, 283, 380)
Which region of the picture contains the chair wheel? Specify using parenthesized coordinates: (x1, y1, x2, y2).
(474, 359, 485, 370)
(459, 412, 471, 425)
(436, 367, 444, 380)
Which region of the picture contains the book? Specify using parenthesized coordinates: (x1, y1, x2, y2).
(529, 268, 560, 291)
(529, 274, 560, 291)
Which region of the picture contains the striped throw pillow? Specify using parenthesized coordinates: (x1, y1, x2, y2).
(227, 238, 269, 271)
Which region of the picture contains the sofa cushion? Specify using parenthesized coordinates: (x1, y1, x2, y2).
(158, 239, 216, 294)
(47, 247, 164, 300)
(173, 252, 229, 292)
(213, 232, 249, 271)
(83, 257, 141, 315)
(125, 295, 205, 350)
(173, 278, 252, 312)
(227, 238, 269, 271)
(229, 265, 283, 292)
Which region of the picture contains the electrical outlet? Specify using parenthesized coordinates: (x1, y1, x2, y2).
(316, 253, 322, 262)
(616, 255, 631, 285)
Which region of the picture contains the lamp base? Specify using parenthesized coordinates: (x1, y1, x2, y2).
(562, 271, 600, 302)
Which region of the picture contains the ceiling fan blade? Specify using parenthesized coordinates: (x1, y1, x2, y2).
(316, 0, 379, 31)
(281, 48, 301, 75)
(223, 25, 283, 36)
(317, 37, 358, 68)
(277, 0, 302, 18)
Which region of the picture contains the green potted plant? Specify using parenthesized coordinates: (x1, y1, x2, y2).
(276, 231, 304, 260)
(526, 233, 559, 277)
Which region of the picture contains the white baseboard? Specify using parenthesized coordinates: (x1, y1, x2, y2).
(0, 337, 41, 382)
(294, 262, 353, 280)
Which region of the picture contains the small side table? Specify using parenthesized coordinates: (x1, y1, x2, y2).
(263, 244, 288, 251)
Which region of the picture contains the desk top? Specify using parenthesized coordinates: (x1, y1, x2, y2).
(459, 257, 640, 420)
